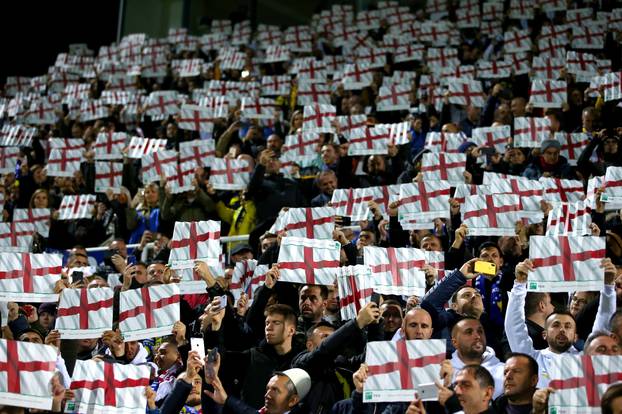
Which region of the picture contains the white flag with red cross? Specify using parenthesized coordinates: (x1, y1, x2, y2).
(230, 259, 260, 303)
(141, 150, 178, 184)
(447, 78, 486, 107)
(241, 97, 277, 120)
(165, 161, 196, 194)
(282, 131, 321, 158)
(337, 115, 367, 140)
(56, 287, 114, 339)
(277, 237, 341, 285)
(394, 43, 425, 63)
(369, 184, 402, 219)
(529, 79, 567, 108)
(337, 265, 375, 321)
(572, 23, 606, 50)
(284, 207, 335, 239)
(476, 59, 512, 79)
(482, 173, 545, 224)
(169, 220, 221, 270)
(13, 208, 51, 238)
(58, 195, 96, 220)
(119, 284, 180, 341)
(363, 246, 427, 296)
(602, 166, 622, 204)
(302, 103, 335, 134)
(363, 339, 446, 402)
(46, 148, 83, 177)
(178, 104, 214, 132)
(554, 132, 589, 165)
(25, 98, 58, 125)
(376, 84, 411, 111)
(602, 72, 622, 102)
(513, 117, 551, 148)
(296, 58, 327, 82)
(80, 99, 110, 122)
(472, 125, 510, 153)
(209, 157, 251, 190)
(397, 181, 451, 222)
(0, 339, 57, 410)
(179, 139, 215, 168)
(342, 63, 374, 90)
(504, 28, 532, 53)
(347, 126, 390, 156)
(539, 24, 570, 47)
(527, 235, 605, 292)
(69, 359, 150, 414)
(456, 4, 481, 29)
(376, 121, 409, 146)
(509, 0, 534, 19)
(0, 252, 62, 302)
(297, 81, 331, 105)
(421, 153, 466, 186)
(566, 7, 593, 26)
(143, 91, 179, 118)
(284, 26, 313, 53)
(5, 76, 32, 96)
(330, 187, 374, 221)
(546, 200, 592, 237)
(95, 162, 123, 193)
(462, 194, 521, 236)
(424, 131, 465, 153)
(532, 56, 565, 80)
(547, 355, 622, 413)
(0, 146, 20, 174)
(566, 51, 598, 79)
(441, 64, 477, 80)
(540, 0, 566, 12)
(0, 222, 34, 253)
(425, 250, 446, 281)
(452, 183, 482, 206)
(263, 45, 290, 63)
(261, 75, 291, 96)
(127, 137, 167, 159)
(93, 131, 127, 160)
(540, 177, 585, 204)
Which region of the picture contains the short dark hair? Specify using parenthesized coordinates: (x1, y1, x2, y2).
(602, 383, 622, 414)
(305, 321, 335, 340)
(477, 241, 502, 258)
(525, 292, 548, 317)
(584, 330, 613, 353)
(265, 304, 297, 326)
(544, 310, 576, 328)
(451, 316, 482, 338)
(609, 310, 622, 334)
(506, 352, 539, 378)
(299, 284, 329, 300)
(459, 364, 495, 390)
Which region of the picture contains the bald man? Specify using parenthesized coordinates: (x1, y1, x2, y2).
(392, 308, 434, 341)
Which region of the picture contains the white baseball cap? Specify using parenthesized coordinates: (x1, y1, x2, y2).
(278, 368, 311, 400)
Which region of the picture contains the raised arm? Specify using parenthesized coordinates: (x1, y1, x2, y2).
(592, 258, 617, 334)
(504, 259, 539, 359)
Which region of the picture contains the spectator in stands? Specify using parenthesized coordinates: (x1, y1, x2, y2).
(493, 353, 538, 413)
(601, 383, 622, 414)
(453, 364, 498, 414)
(126, 183, 160, 244)
(310, 169, 337, 207)
(523, 139, 574, 179)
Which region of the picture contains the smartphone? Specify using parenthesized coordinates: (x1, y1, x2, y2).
(71, 271, 84, 284)
(341, 216, 352, 226)
(190, 337, 205, 360)
(474, 261, 497, 276)
(207, 347, 219, 363)
(416, 382, 439, 401)
(215, 295, 227, 311)
(370, 292, 381, 305)
(479, 147, 496, 156)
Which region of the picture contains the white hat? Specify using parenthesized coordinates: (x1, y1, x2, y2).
(279, 368, 311, 400)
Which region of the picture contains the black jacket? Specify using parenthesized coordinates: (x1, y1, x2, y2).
(246, 164, 306, 223)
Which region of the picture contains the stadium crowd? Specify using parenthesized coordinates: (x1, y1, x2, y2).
(1, 0, 622, 413)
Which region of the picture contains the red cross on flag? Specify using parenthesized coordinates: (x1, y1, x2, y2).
(297, 81, 331, 105)
(529, 79, 567, 108)
(95, 162, 123, 193)
(13, 208, 51, 238)
(277, 237, 341, 285)
(472, 125, 511, 153)
(296, 58, 327, 83)
(447, 78, 486, 107)
(165, 161, 196, 194)
(119, 284, 180, 341)
(503, 29, 532, 53)
(56, 287, 114, 339)
(363, 246, 427, 295)
(302, 103, 336, 133)
(0, 252, 62, 302)
(209, 157, 251, 190)
(363, 339, 446, 402)
(527, 235, 605, 292)
(476, 59, 512, 79)
(80, 99, 110, 122)
(427, 47, 460, 71)
(336, 114, 367, 140)
(566, 51, 598, 78)
(219, 50, 246, 70)
(264, 46, 291, 65)
(462, 194, 521, 236)
(513, 117, 551, 148)
(546, 200, 592, 237)
(356, 10, 381, 31)
(348, 126, 390, 156)
(572, 23, 605, 50)
(554, 132, 589, 165)
(0, 146, 20, 174)
(178, 104, 214, 132)
(261, 75, 292, 96)
(394, 43, 425, 63)
(602, 72, 622, 102)
(0, 222, 34, 252)
(197, 95, 230, 119)
(176, 58, 203, 77)
(0, 339, 57, 410)
(420, 24, 453, 48)
(25, 98, 58, 125)
(540, 177, 585, 204)
(425, 250, 446, 280)
(169, 220, 221, 270)
(143, 91, 180, 118)
(440, 64, 477, 80)
(421, 153, 466, 186)
(509, 0, 534, 20)
(141, 150, 178, 184)
(58, 195, 96, 220)
(369, 184, 402, 218)
(206, 80, 241, 98)
(342, 63, 374, 90)
(506, 51, 531, 76)
(284, 26, 312, 53)
(547, 355, 622, 412)
(541, 0, 566, 12)
(127, 137, 167, 159)
(602, 166, 622, 204)
(93, 131, 127, 160)
(453, 183, 482, 206)
(378, 121, 410, 146)
(330, 187, 374, 221)
(5, 76, 32, 96)
(483, 173, 545, 224)
(47, 148, 83, 177)
(397, 181, 451, 222)
(179, 139, 215, 168)
(610, 8, 622, 31)
(282, 131, 321, 158)
(377, 84, 411, 111)
(100, 90, 133, 105)
(230, 259, 259, 301)
(1, 125, 36, 147)
(424, 131, 465, 153)
(70, 359, 150, 414)
(257, 25, 283, 48)
(456, 5, 481, 29)
(337, 265, 375, 320)
(241, 97, 276, 120)
(284, 207, 336, 239)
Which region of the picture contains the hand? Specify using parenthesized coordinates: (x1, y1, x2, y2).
(368, 200, 382, 220)
(50, 373, 66, 412)
(449, 198, 460, 216)
(406, 398, 426, 414)
(333, 229, 349, 245)
(492, 83, 504, 97)
(194, 261, 216, 287)
(111, 254, 126, 273)
(388, 201, 399, 217)
(145, 386, 157, 410)
(264, 264, 280, 289)
(206, 297, 226, 331)
(452, 224, 468, 249)
(236, 293, 249, 316)
(7, 302, 19, 322)
(532, 387, 555, 414)
(353, 363, 369, 393)
(590, 222, 601, 237)
(102, 330, 125, 358)
(594, 187, 606, 213)
(439, 359, 453, 387)
(204, 375, 228, 405)
(602, 258, 617, 285)
(515, 259, 534, 284)
(356, 302, 381, 329)
(45, 329, 61, 349)
(184, 350, 204, 381)
(463, 170, 473, 184)
(435, 379, 454, 407)
(24, 305, 38, 324)
(122, 264, 136, 291)
(422, 264, 438, 287)
(459, 258, 479, 280)
(139, 230, 153, 248)
(172, 321, 187, 345)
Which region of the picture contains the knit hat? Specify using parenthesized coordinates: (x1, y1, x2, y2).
(458, 141, 477, 153)
(540, 139, 561, 152)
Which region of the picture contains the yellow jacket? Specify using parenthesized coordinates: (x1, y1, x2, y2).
(215, 198, 256, 250)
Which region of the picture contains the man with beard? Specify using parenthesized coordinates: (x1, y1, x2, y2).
(157, 350, 205, 413)
(297, 284, 329, 343)
(493, 353, 538, 413)
(323, 283, 341, 325)
(504, 258, 617, 387)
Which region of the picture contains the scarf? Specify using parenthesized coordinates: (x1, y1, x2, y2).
(475, 274, 503, 327)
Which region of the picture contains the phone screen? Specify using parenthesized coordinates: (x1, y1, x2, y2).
(190, 337, 205, 360)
